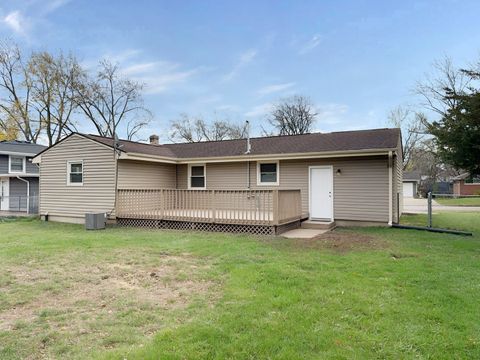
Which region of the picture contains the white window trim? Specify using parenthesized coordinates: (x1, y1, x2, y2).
(257, 160, 280, 186)
(67, 160, 84, 186)
(188, 163, 206, 190)
(8, 155, 26, 174)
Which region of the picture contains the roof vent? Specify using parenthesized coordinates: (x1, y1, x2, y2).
(149, 134, 159, 145)
(245, 121, 251, 154)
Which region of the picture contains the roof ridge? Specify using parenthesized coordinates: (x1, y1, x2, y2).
(164, 128, 400, 146)
(108, 127, 399, 147)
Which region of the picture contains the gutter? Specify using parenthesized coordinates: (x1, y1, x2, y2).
(16, 176, 30, 214)
(119, 148, 396, 165)
(388, 151, 393, 226)
(0, 151, 38, 157)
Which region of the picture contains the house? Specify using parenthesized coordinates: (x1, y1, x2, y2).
(452, 173, 480, 196)
(0, 141, 47, 213)
(32, 128, 403, 234)
(402, 171, 420, 198)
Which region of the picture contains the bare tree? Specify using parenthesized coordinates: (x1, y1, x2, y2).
(28, 52, 82, 145)
(388, 106, 427, 170)
(0, 42, 84, 145)
(268, 95, 317, 135)
(73, 60, 151, 140)
(0, 41, 41, 143)
(169, 113, 247, 143)
(415, 56, 472, 118)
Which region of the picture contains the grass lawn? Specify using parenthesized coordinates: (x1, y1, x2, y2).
(435, 197, 480, 206)
(0, 214, 479, 359)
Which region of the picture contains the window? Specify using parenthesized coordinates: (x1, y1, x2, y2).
(257, 161, 279, 186)
(67, 161, 83, 185)
(9, 156, 25, 173)
(466, 177, 480, 184)
(189, 164, 206, 189)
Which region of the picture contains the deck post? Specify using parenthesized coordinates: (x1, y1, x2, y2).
(272, 189, 279, 225)
(160, 189, 164, 219)
(211, 190, 216, 223)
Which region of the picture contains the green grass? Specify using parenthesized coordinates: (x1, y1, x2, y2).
(0, 214, 479, 359)
(435, 197, 480, 206)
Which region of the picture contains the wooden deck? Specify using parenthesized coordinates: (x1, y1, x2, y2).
(116, 189, 302, 226)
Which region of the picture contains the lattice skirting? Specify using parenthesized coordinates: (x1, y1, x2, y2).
(116, 218, 285, 236)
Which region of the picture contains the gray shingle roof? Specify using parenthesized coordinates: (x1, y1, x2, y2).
(0, 140, 47, 155)
(84, 128, 401, 159)
(403, 171, 421, 182)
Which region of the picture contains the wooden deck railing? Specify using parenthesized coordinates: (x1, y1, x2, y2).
(116, 188, 302, 226)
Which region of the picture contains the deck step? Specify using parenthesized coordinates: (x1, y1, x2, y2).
(301, 220, 336, 230)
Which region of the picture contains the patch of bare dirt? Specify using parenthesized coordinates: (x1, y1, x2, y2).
(287, 231, 387, 253)
(0, 253, 214, 333)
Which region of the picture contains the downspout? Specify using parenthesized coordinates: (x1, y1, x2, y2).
(244, 120, 251, 190)
(388, 151, 393, 226)
(16, 176, 30, 214)
(112, 143, 119, 221)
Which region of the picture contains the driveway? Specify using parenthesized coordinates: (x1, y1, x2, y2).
(403, 198, 480, 214)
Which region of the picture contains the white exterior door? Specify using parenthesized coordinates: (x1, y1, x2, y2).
(403, 182, 414, 198)
(0, 178, 9, 211)
(309, 166, 333, 221)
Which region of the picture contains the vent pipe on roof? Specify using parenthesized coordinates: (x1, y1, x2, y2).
(149, 134, 159, 145)
(245, 121, 251, 154)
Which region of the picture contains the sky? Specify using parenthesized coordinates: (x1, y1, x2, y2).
(0, 0, 479, 142)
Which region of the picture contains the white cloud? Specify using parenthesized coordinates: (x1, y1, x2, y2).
(82, 49, 200, 94)
(2, 11, 26, 35)
(142, 69, 198, 94)
(215, 104, 238, 112)
(223, 49, 257, 81)
(299, 34, 322, 55)
(121, 59, 198, 94)
(256, 82, 295, 96)
(104, 49, 142, 65)
(122, 61, 176, 76)
(317, 103, 349, 125)
(195, 94, 223, 104)
(0, 0, 69, 38)
(43, 0, 70, 14)
(245, 102, 274, 118)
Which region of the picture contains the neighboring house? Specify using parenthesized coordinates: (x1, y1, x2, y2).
(452, 173, 480, 196)
(403, 171, 420, 198)
(32, 128, 403, 234)
(0, 141, 47, 213)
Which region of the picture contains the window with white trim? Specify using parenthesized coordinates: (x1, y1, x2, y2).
(257, 161, 279, 186)
(67, 161, 83, 185)
(466, 177, 480, 184)
(189, 164, 206, 189)
(9, 156, 25, 173)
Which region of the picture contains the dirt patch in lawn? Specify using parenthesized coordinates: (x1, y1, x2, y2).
(0, 251, 215, 354)
(287, 231, 387, 253)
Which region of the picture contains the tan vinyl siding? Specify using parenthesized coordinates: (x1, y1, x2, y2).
(176, 164, 188, 189)
(39, 134, 116, 222)
(118, 160, 176, 189)
(176, 157, 390, 223)
(176, 163, 248, 190)
(206, 162, 249, 189)
(273, 158, 389, 222)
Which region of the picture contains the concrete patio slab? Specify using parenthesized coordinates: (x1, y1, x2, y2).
(281, 228, 328, 239)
